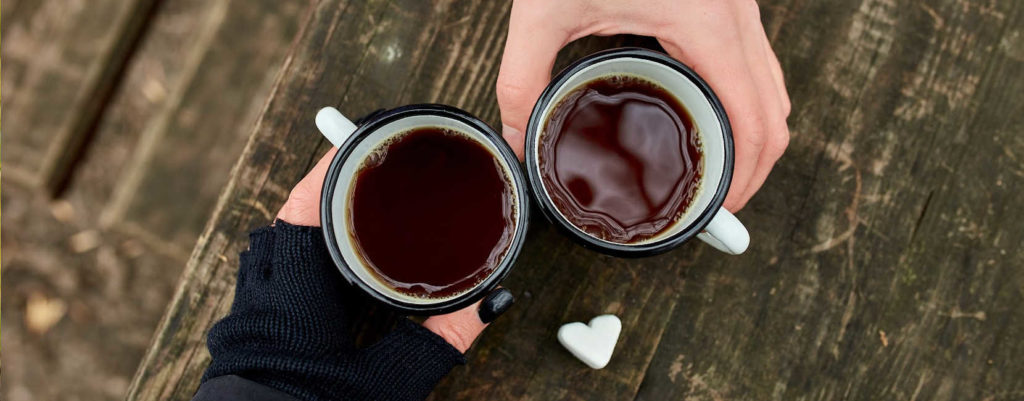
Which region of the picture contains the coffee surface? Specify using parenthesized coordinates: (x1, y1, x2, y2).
(539, 75, 702, 243)
(349, 127, 515, 298)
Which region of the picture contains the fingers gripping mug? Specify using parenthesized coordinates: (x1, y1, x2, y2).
(313, 48, 750, 313)
(315, 105, 530, 315)
(524, 48, 749, 257)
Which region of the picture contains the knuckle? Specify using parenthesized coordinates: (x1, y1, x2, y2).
(436, 321, 474, 351)
(724, 0, 760, 19)
(277, 197, 299, 221)
(767, 129, 790, 155)
(738, 117, 769, 149)
(279, 185, 320, 224)
(736, 133, 765, 155)
(723, 192, 748, 213)
(741, 0, 761, 18)
(285, 187, 309, 208)
(743, 132, 767, 149)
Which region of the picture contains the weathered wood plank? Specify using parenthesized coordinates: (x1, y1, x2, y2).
(0, 0, 160, 193)
(96, 0, 306, 252)
(2, 0, 313, 399)
(129, 0, 1024, 400)
(1, 0, 24, 35)
(125, 0, 391, 398)
(0, 183, 187, 401)
(631, 0, 1024, 400)
(430, 32, 692, 401)
(124, 2, 681, 398)
(3, 0, 128, 183)
(60, 0, 228, 256)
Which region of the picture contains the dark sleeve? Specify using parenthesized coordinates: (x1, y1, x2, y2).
(194, 222, 466, 401)
(193, 375, 301, 401)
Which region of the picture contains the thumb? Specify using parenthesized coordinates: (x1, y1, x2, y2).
(422, 288, 514, 353)
(495, 2, 570, 159)
(276, 148, 337, 226)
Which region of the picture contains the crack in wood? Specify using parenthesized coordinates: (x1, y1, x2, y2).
(911, 190, 935, 242)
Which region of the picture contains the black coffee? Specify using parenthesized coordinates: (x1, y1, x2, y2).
(539, 75, 702, 243)
(348, 127, 515, 298)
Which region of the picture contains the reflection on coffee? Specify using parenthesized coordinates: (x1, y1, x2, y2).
(348, 127, 516, 298)
(539, 75, 703, 244)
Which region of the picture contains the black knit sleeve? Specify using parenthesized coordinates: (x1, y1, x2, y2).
(198, 222, 466, 401)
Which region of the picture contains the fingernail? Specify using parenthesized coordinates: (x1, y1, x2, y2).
(501, 124, 526, 160)
(501, 123, 522, 140)
(478, 288, 514, 324)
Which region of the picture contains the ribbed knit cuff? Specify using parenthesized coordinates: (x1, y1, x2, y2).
(353, 320, 467, 400)
(202, 222, 466, 401)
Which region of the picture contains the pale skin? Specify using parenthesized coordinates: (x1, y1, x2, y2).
(279, 0, 789, 354)
(496, 0, 791, 211)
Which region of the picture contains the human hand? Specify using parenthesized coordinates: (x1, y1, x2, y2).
(277, 148, 505, 353)
(496, 0, 790, 211)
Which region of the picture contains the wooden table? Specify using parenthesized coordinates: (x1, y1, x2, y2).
(127, 0, 1024, 399)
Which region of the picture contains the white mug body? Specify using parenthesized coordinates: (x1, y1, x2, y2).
(525, 48, 749, 257)
(316, 105, 530, 314)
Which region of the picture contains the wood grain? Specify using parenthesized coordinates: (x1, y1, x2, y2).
(59, 0, 233, 259)
(99, 0, 306, 252)
(1, 1, 308, 399)
(1, 0, 160, 193)
(632, 0, 1024, 399)
(129, 0, 1024, 400)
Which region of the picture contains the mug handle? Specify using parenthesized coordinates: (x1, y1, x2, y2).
(695, 208, 750, 254)
(315, 106, 358, 147)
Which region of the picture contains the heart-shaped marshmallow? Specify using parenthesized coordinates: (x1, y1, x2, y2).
(557, 314, 622, 369)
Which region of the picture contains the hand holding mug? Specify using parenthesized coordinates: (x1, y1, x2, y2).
(496, 0, 791, 211)
(277, 147, 510, 352)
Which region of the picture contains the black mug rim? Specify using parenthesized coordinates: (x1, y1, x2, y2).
(319, 104, 530, 315)
(524, 48, 734, 257)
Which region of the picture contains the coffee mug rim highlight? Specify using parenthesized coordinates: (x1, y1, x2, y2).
(318, 104, 530, 315)
(525, 47, 743, 257)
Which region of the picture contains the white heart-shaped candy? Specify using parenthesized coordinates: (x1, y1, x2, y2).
(557, 314, 622, 369)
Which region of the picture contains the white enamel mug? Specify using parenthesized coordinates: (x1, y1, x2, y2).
(524, 48, 750, 256)
(315, 105, 530, 314)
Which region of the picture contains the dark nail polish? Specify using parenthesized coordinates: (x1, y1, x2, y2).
(478, 288, 514, 323)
